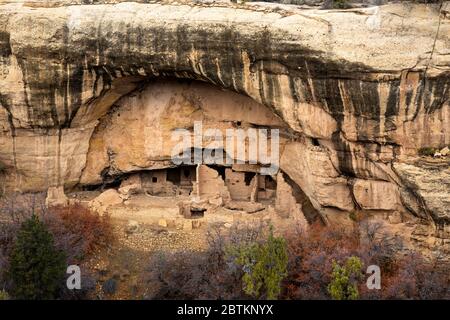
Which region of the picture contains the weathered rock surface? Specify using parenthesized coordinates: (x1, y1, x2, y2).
(0, 1, 449, 246)
(80, 80, 285, 185)
(89, 188, 123, 215)
(394, 159, 450, 223)
(225, 201, 265, 213)
(118, 174, 142, 197)
(45, 185, 69, 207)
(352, 179, 401, 211)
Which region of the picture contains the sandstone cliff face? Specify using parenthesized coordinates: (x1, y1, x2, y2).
(0, 1, 449, 239)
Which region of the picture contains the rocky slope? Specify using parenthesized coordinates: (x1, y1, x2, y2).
(0, 1, 449, 255)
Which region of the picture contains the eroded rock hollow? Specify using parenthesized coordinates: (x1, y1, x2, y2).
(0, 1, 449, 258)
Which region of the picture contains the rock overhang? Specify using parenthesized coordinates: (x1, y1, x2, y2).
(0, 1, 448, 228)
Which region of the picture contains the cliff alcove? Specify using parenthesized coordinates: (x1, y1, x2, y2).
(0, 1, 449, 261)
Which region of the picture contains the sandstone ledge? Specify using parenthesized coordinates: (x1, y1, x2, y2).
(0, 2, 448, 230)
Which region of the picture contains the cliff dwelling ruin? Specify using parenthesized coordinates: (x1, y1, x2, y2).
(0, 1, 449, 264)
(67, 78, 314, 230)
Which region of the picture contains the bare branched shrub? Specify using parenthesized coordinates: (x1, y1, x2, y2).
(0, 194, 113, 298)
(282, 222, 361, 299)
(147, 221, 270, 300)
(45, 204, 115, 263)
(0, 192, 47, 223)
(0, 192, 48, 290)
(357, 220, 404, 277)
(0, 193, 114, 264)
(283, 219, 449, 300)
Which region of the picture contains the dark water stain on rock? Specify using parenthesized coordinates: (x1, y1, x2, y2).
(332, 131, 356, 177)
(0, 32, 11, 57)
(426, 76, 449, 114)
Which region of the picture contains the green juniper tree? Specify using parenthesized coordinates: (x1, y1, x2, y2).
(8, 215, 66, 300)
(328, 256, 363, 300)
(227, 228, 288, 300)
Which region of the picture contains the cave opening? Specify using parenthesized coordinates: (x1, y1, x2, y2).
(74, 77, 321, 223)
(244, 172, 256, 186)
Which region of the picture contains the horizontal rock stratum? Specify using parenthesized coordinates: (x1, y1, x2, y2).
(0, 1, 449, 255)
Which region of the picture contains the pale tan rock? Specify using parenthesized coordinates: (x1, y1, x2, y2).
(208, 196, 223, 207)
(198, 165, 231, 201)
(158, 218, 168, 228)
(118, 174, 142, 196)
(89, 189, 123, 215)
(280, 142, 355, 213)
(45, 186, 68, 208)
(352, 179, 401, 211)
(388, 211, 403, 224)
(225, 201, 265, 213)
(0, 3, 448, 197)
(275, 173, 308, 230)
(68, 198, 81, 206)
(394, 161, 450, 222)
(0, 1, 448, 243)
(0, 126, 96, 192)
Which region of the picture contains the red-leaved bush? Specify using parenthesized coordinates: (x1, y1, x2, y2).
(282, 221, 449, 300)
(45, 203, 115, 263)
(0, 194, 110, 298)
(0, 193, 114, 265)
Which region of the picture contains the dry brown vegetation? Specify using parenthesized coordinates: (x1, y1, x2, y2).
(46, 204, 115, 263)
(0, 193, 448, 300)
(146, 220, 449, 300)
(0, 194, 114, 264)
(0, 194, 114, 298)
(146, 222, 269, 299)
(282, 221, 450, 300)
